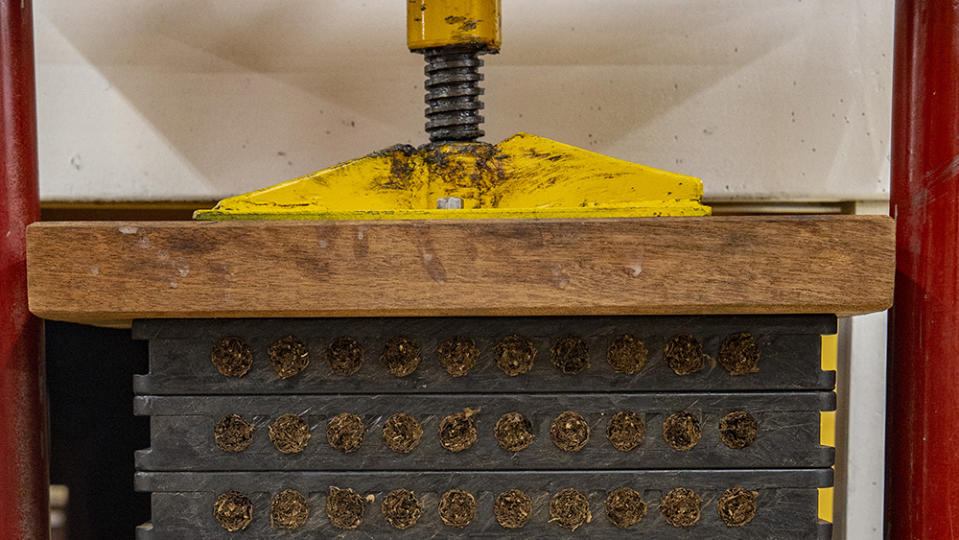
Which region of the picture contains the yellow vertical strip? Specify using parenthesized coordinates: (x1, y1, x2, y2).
(819, 333, 838, 523)
(819, 487, 834, 523)
(820, 410, 836, 447)
(820, 333, 837, 447)
(821, 334, 838, 371)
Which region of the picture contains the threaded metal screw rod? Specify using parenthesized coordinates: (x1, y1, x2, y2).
(423, 47, 485, 143)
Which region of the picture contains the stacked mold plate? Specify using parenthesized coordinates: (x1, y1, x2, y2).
(133, 315, 835, 539)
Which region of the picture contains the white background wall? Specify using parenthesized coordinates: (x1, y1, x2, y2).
(33, 2, 893, 538)
(34, 0, 891, 202)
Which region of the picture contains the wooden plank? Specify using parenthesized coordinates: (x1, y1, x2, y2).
(26, 216, 894, 326)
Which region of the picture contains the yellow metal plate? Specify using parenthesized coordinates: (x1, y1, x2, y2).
(195, 133, 709, 221)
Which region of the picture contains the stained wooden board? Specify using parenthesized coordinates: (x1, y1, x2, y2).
(26, 216, 894, 327)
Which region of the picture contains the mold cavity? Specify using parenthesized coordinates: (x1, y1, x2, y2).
(549, 488, 591, 531)
(326, 486, 368, 530)
(270, 489, 309, 530)
(382, 413, 423, 454)
(438, 336, 479, 377)
(381, 337, 422, 377)
(269, 414, 311, 454)
(607, 334, 648, 375)
(213, 491, 253, 532)
(438, 489, 477, 528)
(494, 335, 536, 376)
(381, 489, 423, 530)
(660, 487, 702, 528)
(494, 412, 534, 452)
(719, 410, 758, 449)
(326, 336, 363, 376)
(664, 335, 708, 375)
(551, 336, 590, 375)
(495, 489, 532, 529)
(551, 411, 590, 452)
(214, 414, 254, 453)
(268, 335, 310, 379)
(717, 487, 758, 527)
(718, 333, 760, 375)
(662, 412, 702, 451)
(327, 413, 365, 454)
(439, 410, 478, 452)
(606, 410, 645, 452)
(605, 487, 646, 529)
(211, 337, 253, 377)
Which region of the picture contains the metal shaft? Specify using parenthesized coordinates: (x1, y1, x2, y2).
(423, 47, 485, 143)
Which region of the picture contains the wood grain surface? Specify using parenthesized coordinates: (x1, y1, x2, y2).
(26, 216, 895, 326)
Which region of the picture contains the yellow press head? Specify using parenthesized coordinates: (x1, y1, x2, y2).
(407, 0, 502, 52)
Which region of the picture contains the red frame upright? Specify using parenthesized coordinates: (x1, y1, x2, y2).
(0, 0, 47, 538)
(887, 1, 959, 538)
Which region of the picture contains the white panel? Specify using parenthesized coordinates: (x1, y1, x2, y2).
(837, 311, 888, 540)
(35, 0, 893, 202)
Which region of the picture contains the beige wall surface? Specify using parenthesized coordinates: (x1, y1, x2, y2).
(35, 0, 892, 202)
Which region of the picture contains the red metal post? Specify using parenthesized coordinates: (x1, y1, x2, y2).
(887, 1, 959, 538)
(0, 1, 48, 538)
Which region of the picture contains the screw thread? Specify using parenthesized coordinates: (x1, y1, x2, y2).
(423, 47, 485, 143)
